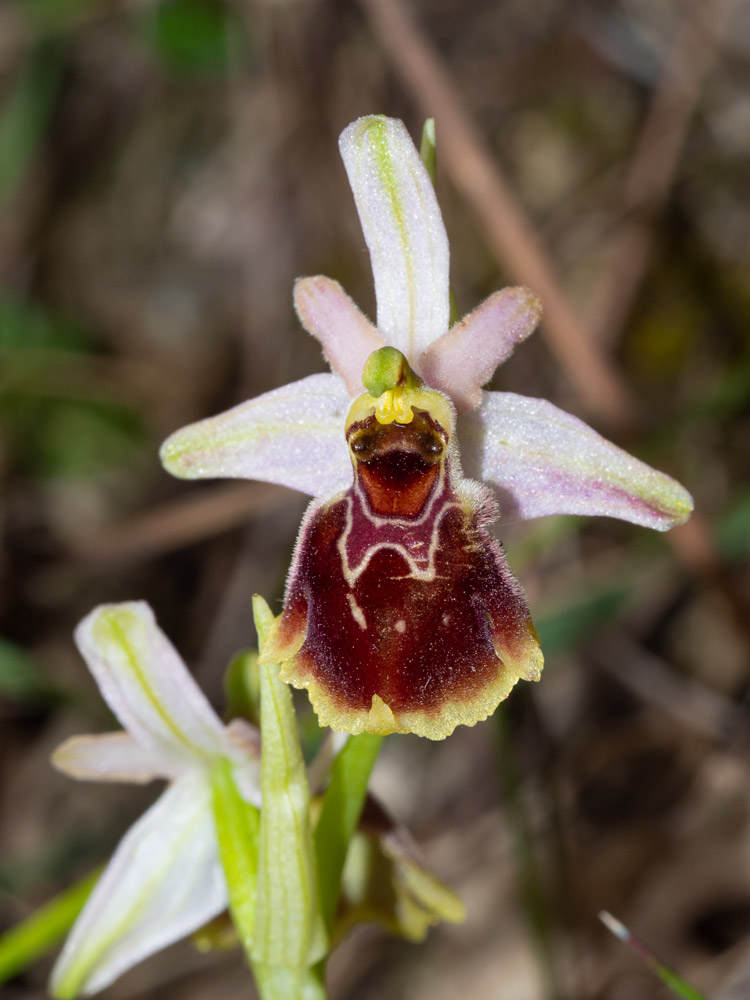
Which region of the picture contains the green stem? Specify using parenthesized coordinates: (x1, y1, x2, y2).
(225, 599, 384, 1000)
(599, 911, 708, 1000)
(254, 963, 328, 1000)
(249, 595, 329, 999)
(419, 118, 436, 186)
(418, 117, 460, 325)
(314, 733, 383, 933)
(494, 705, 564, 1000)
(0, 868, 101, 985)
(211, 758, 260, 955)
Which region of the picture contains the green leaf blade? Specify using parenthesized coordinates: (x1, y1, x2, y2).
(211, 758, 260, 954)
(0, 869, 100, 986)
(314, 733, 383, 932)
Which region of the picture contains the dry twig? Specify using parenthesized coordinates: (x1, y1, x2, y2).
(588, 0, 733, 347)
(593, 631, 746, 749)
(359, 0, 636, 429)
(67, 482, 293, 564)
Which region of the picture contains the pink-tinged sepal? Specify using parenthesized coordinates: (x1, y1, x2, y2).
(265, 349, 543, 740)
(159, 373, 352, 497)
(339, 117, 450, 360)
(460, 391, 693, 529)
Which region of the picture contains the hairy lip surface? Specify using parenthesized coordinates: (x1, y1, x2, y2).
(283, 500, 533, 715)
(272, 437, 542, 738)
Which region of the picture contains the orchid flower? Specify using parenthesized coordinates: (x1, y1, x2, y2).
(49, 602, 262, 998)
(160, 116, 693, 740)
(48, 601, 462, 996)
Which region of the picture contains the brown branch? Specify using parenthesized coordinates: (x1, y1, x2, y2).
(588, 0, 733, 346)
(593, 631, 747, 749)
(669, 512, 750, 647)
(359, 0, 637, 430)
(28, 483, 300, 601)
(67, 482, 294, 564)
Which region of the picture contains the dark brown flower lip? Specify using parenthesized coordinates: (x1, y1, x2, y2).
(271, 464, 543, 740)
(264, 371, 544, 740)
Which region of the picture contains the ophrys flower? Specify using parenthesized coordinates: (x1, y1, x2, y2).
(160, 116, 692, 739)
(50, 602, 260, 998)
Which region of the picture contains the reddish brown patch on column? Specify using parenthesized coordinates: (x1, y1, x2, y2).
(348, 412, 444, 518)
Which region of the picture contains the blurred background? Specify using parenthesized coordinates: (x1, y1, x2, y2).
(1, 0, 749, 997)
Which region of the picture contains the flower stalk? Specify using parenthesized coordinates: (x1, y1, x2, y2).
(210, 757, 260, 954)
(250, 597, 327, 974)
(599, 911, 708, 1000)
(315, 733, 384, 933)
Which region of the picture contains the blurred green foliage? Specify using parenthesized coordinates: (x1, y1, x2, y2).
(31, 400, 145, 478)
(0, 294, 89, 354)
(0, 638, 49, 701)
(0, 44, 62, 209)
(716, 492, 750, 563)
(20, 0, 103, 30)
(140, 0, 248, 78)
(536, 585, 630, 659)
(0, 869, 100, 988)
(0, 296, 146, 477)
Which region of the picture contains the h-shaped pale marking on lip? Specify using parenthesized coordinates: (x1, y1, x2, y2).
(337, 450, 464, 589)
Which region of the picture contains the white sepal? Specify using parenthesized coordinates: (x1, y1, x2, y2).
(339, 116, 450, 361)
(50, 771, 226, 998)
(51, 732, 173, 784)
(460, 391, 693, 529)
(160, 373, 352, 497)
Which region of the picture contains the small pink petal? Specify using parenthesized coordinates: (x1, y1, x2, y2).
(294, 276, 385, 395)
(460, 391, 693, 530)
(420, 287, 542, 412)
(50, 771, 224, 997)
